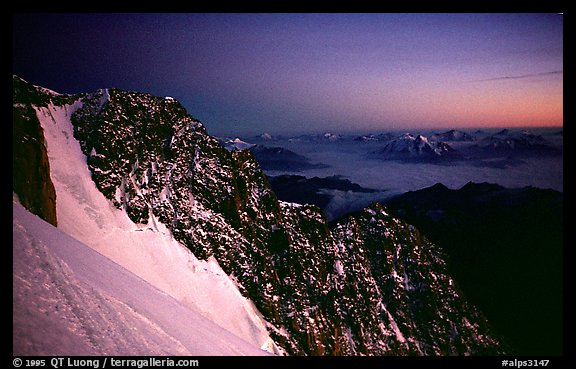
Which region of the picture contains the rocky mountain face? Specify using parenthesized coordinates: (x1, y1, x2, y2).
(12, 76, 504, 355)
(12, 76, 75, 226)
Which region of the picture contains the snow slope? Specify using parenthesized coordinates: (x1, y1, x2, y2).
(13, 200, 270, 356)
(27, 99, 279, 355)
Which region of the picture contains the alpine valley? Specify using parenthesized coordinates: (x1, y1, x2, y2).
(13, 76, 507, 356)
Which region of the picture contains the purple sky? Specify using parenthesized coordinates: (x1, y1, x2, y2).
(13, 13, 563, 135)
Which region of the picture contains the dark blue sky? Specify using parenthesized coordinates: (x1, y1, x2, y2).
(13, 13, 563, 136)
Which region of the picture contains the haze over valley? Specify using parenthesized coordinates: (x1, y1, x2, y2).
(221, 127, 562, 220)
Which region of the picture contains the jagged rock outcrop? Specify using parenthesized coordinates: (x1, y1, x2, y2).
(330, 204, 502, 355)
(12, 76, 505, 355)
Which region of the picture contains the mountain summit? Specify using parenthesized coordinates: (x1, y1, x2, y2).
(13, 76, 504, 355)
(369, 133, 462, 163)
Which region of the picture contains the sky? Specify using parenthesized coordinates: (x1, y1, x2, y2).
(12, 13, 563, 136)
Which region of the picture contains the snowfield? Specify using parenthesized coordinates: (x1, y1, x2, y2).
(13, 98, 278, 356)
(13, 200, 270, 356)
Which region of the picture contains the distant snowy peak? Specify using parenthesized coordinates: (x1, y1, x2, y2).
(430, 129, 475, 142)
(323, 132, 340, 141)
(353, 133, 395, 142)
(371, 133, 461, 162)
(288, 132, 342, 143)
(223, 138, 256, 151)
(472, 130, 559, 156)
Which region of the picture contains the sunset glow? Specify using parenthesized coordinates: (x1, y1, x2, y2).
(13, 13, 563, 135)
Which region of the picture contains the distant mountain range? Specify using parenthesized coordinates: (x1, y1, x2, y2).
(249, 145, 329, 171)
(430, 129, 475, 142)
(242, 129, 561, 167)
(221, 138, 329, 171)
(467, 130, 562, 157)
(364, 130, 560, 166)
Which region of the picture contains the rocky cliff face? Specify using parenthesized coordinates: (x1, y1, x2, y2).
(330, 204, 502, 355)
(12, 76, 64, 226)
(12, 76, 504, 355)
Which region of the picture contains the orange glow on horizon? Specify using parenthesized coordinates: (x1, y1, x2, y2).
(356, 77, 564, 130)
